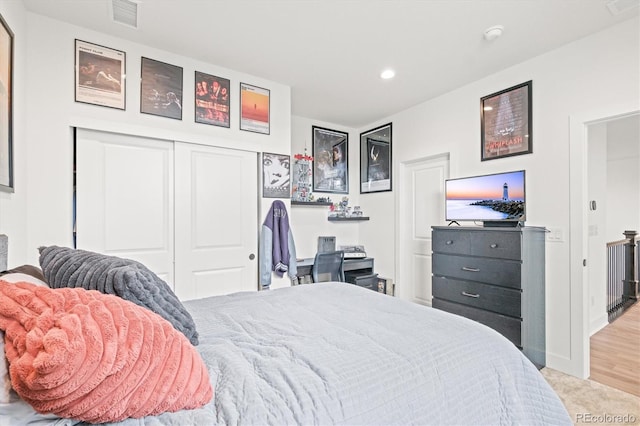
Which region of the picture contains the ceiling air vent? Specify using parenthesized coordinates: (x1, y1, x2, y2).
(111, 0, 139, 29)
(606, 0, 640, 15)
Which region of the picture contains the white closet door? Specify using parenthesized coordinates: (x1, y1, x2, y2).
(174, 142, 258, 300)
(75, 129, 175, 286)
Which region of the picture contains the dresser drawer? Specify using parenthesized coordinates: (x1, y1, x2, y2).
(345, 272, 379, 291)
(432, 230, 471, 255)
(432, 276, 521, 318)
(470, 231, 521, 260)
(432, 253, 521, 289)
(432, 298, 522, 347)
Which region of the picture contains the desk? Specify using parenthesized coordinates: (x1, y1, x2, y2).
(294, 257, 382, 291)
(294, 257, 394, 295)
(296, 257, 374, 278)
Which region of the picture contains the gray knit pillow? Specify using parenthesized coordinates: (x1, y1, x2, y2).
(38, 246, 199, 345)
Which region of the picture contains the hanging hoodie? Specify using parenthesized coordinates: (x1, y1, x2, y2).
(260, 200, 297, 288)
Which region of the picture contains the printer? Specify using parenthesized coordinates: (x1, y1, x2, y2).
(338, 245, 367, 259)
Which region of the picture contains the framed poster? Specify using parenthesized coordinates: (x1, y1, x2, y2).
(312, 126, 348, 194)
(140, 57, 183, 120)
(195, 71, 230, 128)
(481, 80, 532, 161)
(360, 122, 392, 193)
(240, 82, 270, 134)
(0, 13, 13, 192)
(75, 39, 126, 110)
(262, 152, 290, 198)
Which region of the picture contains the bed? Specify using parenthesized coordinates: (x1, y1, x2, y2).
(0, 241, 572, 425)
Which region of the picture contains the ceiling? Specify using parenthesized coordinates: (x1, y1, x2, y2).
(23, 0, 639, 128)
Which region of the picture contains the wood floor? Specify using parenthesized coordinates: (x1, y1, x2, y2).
(590, 301, 640, 397)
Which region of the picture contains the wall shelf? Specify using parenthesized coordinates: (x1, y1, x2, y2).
(291, 201, 332, 206)
(327, 216, 370, 222)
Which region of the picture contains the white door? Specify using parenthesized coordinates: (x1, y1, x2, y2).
(397, 154, 449, 305)
(75, 129, 175, 285)
(174, 142, 258, 300)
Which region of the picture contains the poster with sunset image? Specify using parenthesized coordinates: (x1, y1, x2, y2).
(240, 83, 270, 134)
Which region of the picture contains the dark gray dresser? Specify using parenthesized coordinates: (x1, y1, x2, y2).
(431, 226, 546, 368)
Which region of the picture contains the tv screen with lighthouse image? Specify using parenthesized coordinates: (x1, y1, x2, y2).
(445, 170, 526, 222)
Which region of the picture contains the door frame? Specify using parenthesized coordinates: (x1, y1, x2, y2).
(395, 153, 450, 301)
(568, 101, 639, 378)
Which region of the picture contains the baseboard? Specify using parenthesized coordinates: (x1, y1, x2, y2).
(589, 314, 608, 336)
(546, 352, 589, 379)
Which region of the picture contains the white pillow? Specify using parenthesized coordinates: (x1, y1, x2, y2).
(0, 272, 48, 287)
(0, 273, 48, 403)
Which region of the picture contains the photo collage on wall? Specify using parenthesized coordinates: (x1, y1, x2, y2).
(73, 39, 270, 133)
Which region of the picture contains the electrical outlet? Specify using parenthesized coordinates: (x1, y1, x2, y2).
(546, 227, 565, 242)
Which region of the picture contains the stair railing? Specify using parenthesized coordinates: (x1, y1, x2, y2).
(606, 230, 638, 322)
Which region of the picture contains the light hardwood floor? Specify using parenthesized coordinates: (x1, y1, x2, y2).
(590, 302, 640, 397)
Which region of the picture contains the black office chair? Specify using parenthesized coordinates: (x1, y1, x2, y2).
(311, 250, 345, 283)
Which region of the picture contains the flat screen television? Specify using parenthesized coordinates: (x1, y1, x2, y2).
(445, 170, 526, 225)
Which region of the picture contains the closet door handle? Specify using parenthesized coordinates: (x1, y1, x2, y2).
(490, 243, 498, 249)
(446, 240, 454, 245)
(462, 291, 480, 298)
(249, 253, 255, 260)
(461, 266, 480, 272)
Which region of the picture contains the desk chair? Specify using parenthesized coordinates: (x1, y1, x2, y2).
(312, 250, 345, 283)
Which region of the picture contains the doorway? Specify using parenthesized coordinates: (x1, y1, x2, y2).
(568, 103, 639, 379)
(396, 153, 449, 304)
(586, 113, 640, 394)
(587, 114, 640, 332)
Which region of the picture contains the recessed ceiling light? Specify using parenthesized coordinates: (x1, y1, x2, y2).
(483, 25, 504, 41)
(380, 69, 395, 79)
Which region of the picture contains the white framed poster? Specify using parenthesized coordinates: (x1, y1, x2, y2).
(240, 82, 270, 134)
(75, 39, 125, 110)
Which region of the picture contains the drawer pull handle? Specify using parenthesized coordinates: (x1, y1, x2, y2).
(462, 291, 480, 298)
(461, 267, 480, 272)
(446, 240, 453, 245)
(490, 243, 498, 248)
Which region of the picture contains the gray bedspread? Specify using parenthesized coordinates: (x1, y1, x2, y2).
(5, 282, 571, 425)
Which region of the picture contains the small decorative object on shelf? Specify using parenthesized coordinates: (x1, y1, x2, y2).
(327, 198, 369, 221)
(291, 150, 314, 202)
(328, 197, 367, 220)
(329, 196, 349, 218)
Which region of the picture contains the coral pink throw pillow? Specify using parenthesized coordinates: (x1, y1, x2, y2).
(0, 280, 212, 424)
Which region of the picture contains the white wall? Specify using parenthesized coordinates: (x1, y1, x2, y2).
(354, 18, 639, 371)
(289, 115, 361, 259)
(587, 123, 608, 334)
(0, 2, 27, 266)
(20, 13, 291, 272)
(606, 114, 640, 242)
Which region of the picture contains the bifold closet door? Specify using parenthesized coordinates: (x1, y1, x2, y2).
(174, 142, 258, 300)
(75, 129, 175, 286)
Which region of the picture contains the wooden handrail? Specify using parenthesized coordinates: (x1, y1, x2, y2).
(607, 230, 639, 247)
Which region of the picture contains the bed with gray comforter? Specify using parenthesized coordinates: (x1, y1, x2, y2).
(5, 282, 571, 425)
